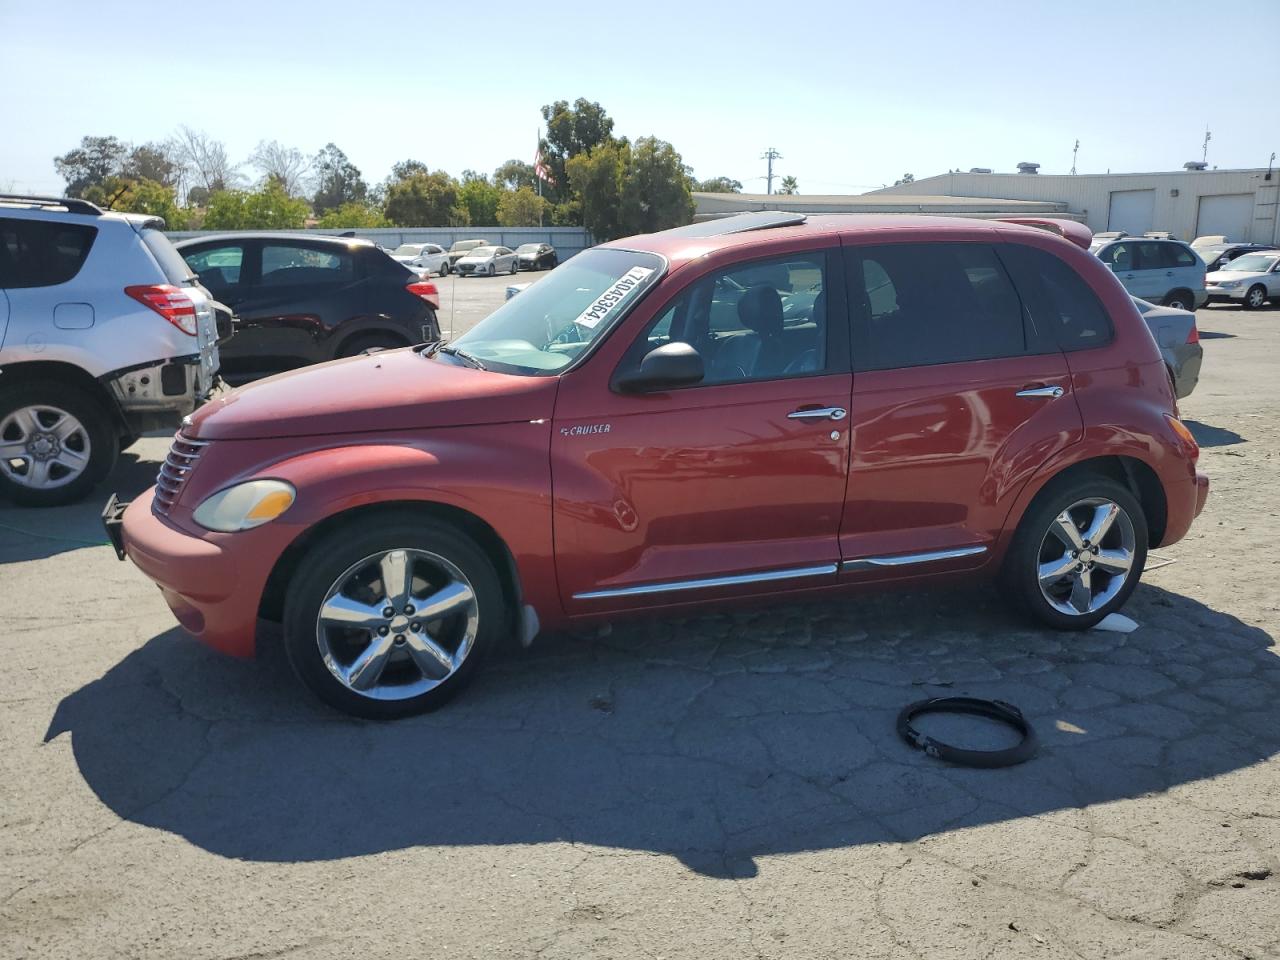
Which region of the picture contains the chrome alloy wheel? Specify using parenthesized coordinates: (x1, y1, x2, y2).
(0, 405, 92, 489)
(315, 548, 479, 700)
(1036, 497, 1136, 617)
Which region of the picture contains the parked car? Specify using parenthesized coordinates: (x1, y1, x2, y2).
(445, 239, 490, 270)
(1192, 241, 1276, 272)
(453, 245, 519, 277)
(175, 233, 440, 382)
(1092, 237, 1207, 310)
(1088, 230, 1127, 253)
(106, 211, 1209, 719)
(0, 195, 220, 506)
(390, 242, 449, 276)
(1205, 250, 1280, 309)
(515, 242, 558, 271)
(1132, 298, 1202, 399)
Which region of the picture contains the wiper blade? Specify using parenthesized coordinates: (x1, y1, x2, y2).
(436, 344, 487, 370)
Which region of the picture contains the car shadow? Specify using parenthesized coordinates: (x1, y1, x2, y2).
(45, 583, 1279, 878)
(0, 452, 159, 565)
(1195, 330, 1236, 340)
(1184, 420, 1246, 448)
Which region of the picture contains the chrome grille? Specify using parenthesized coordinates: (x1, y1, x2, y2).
(153, 434, 209, 514)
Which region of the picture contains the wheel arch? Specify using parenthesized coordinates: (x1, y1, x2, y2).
(331, 325, 414, 359)
(259, 500, 523, 630)
(0, 359, 128, 434)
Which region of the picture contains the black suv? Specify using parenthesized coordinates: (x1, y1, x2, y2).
(175, 234, 440, 381)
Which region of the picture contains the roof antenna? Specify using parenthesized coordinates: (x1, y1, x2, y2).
(1070, 138, 1079, 176)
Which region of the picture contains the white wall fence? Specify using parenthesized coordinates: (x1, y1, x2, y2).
(166, 225, 595, 260)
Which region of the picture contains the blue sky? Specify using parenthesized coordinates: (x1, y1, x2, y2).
(2, 0, 1277, 197)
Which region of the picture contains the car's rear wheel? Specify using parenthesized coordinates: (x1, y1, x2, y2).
(282, 513, 506, 719)
(1002, 473, 1147, 630)
(1244, 284, 1267, 310)
(1163, 289, 1194, 311)
(0, 382, 117, 507)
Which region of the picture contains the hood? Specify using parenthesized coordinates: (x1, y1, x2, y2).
(1207, 269, 1266, 283)
(456, 254, 492, 264)
(186, 347, 557, 441)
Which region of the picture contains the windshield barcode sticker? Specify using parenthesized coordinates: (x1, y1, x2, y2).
(573, 266, 655, 329)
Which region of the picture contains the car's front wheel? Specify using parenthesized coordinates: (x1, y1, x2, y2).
(1002, 473, 1148, 630)
(282, 512, 506, 719)
(0, 382, 117, 507)
(1243, 284, 1267, 310)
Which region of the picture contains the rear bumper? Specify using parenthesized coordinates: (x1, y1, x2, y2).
(1160, 469, 1210, 548)
(115, 488, 286, 658)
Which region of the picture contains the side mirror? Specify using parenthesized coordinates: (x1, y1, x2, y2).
(614, 342, 705, 394)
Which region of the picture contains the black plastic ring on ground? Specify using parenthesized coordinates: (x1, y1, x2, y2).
(896, 696, 1039, 768)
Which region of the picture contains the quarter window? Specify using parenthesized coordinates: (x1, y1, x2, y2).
(998, 244, 1113, 351)
(623, 253, 832, 386)
(848, 243, 1026, 370)
(0, 218, 97, 289)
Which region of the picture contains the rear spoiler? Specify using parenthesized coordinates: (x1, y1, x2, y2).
(995, 218, 1092, 251)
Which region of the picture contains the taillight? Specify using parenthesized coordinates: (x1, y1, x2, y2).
(1185, 324, 1199, 344)
(406, 280, 440, 311)
(1165, 414, 1200, 461)
(125, 284, 198, 336)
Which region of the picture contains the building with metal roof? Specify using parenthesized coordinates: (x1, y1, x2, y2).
(692, 191, 1083, 223)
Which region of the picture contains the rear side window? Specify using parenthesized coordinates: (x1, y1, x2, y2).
(183, 244, 245, 291)
(999, 244, 1113, 352)
(261, 244, 356, 286)
(0, 217, 98, 288)
(847, 243, 1026, 370)
(140, 227, 195, 285)
(1167, 244, 1197, 267)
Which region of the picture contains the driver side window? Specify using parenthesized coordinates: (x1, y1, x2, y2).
(624, 253, 831, 387)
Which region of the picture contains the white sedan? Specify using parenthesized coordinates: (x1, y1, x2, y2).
(389, 243, 449, 276)
(454, 245, 519, 277)
(1205, 251, 1280, 309)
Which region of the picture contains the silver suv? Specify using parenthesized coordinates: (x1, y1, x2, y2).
(0, 196, 220, 506)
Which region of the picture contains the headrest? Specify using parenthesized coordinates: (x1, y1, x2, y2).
(737, 284, 784, 338)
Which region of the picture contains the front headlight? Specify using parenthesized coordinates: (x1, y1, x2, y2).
(193, 479, 296, 532)
(1218, 279, 1241, 288)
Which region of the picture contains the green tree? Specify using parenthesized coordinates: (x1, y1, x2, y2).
(122, 142, 180, 187)
(566, 140, 627, 241)
(312, 143, 367, 214)
(383, 170, 467, 227)
(696, 176, 743, 193)
(204, 181, 310, 230)
(53, 135, 128, 197)
(388, 159, 430, 181)
(84, 177, 189, 229)
(317, 201, 388, 229)
(618, 137, 695, 236)
(539, 98, 615, 203)
(776, 175, 799, 195)
(493, 159, 536, 191)
(496, 186, 549, 227)
(457, 172, 503, 225)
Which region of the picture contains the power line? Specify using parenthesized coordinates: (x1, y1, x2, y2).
(760, 147, 782, 195)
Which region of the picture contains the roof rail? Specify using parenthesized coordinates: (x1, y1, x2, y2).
(659, 210, 808, 239)
(0, 194, 104, 216)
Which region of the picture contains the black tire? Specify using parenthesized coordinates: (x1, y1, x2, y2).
(0, 381, 118, 507)
(1243, 284, 1267, 310)
(487, 263, 495, 277)
(335, 332, 409, 358)
(1001, 472, 1148, 630)
(282, 512, 507, 719)
(439, 262, 450, 276)
(509, 259, 518, 275)
(1162, 289, 1194, 311)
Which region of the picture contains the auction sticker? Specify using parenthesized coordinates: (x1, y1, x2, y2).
(573, 266, 655, 329)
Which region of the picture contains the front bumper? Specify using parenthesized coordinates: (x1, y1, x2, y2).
(107, 488, 287, 658)
(1204, 286, 1246, 302)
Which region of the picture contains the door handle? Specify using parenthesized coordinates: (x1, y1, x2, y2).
(1016, 385, 1064, 399)
(788, 406, 847, 421)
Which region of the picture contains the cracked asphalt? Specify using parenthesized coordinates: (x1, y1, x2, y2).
(2, 301, 1278, 959)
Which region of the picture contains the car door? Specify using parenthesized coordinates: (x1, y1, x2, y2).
(224, 240, 366, 374)
(552, 246, 852, 612)
(838, 241, 1082, 577)
(1266, 256, 1280, 296)
(1159, 242, 1204, 300)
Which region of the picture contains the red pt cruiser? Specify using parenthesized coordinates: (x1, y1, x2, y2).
(106, 212, 1210, 718)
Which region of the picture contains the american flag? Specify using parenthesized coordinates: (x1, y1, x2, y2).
(534, 147, 554, 185)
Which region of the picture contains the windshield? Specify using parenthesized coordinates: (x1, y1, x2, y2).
(1223, 253, 1278, 272)
(449, 248, 664, 376)
(516, 244, 541, 253)
(450, 240, 484, 253)
(392, 244, 423, 256)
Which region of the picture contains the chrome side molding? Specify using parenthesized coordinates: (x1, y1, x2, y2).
(841, 545, 988, 572)
(574, 563, 838, 600)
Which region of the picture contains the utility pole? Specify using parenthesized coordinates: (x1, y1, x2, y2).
(1202, 126, 1212, 164)
(761, 147, 782, 195)
(1071, 138, 1079, 175)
